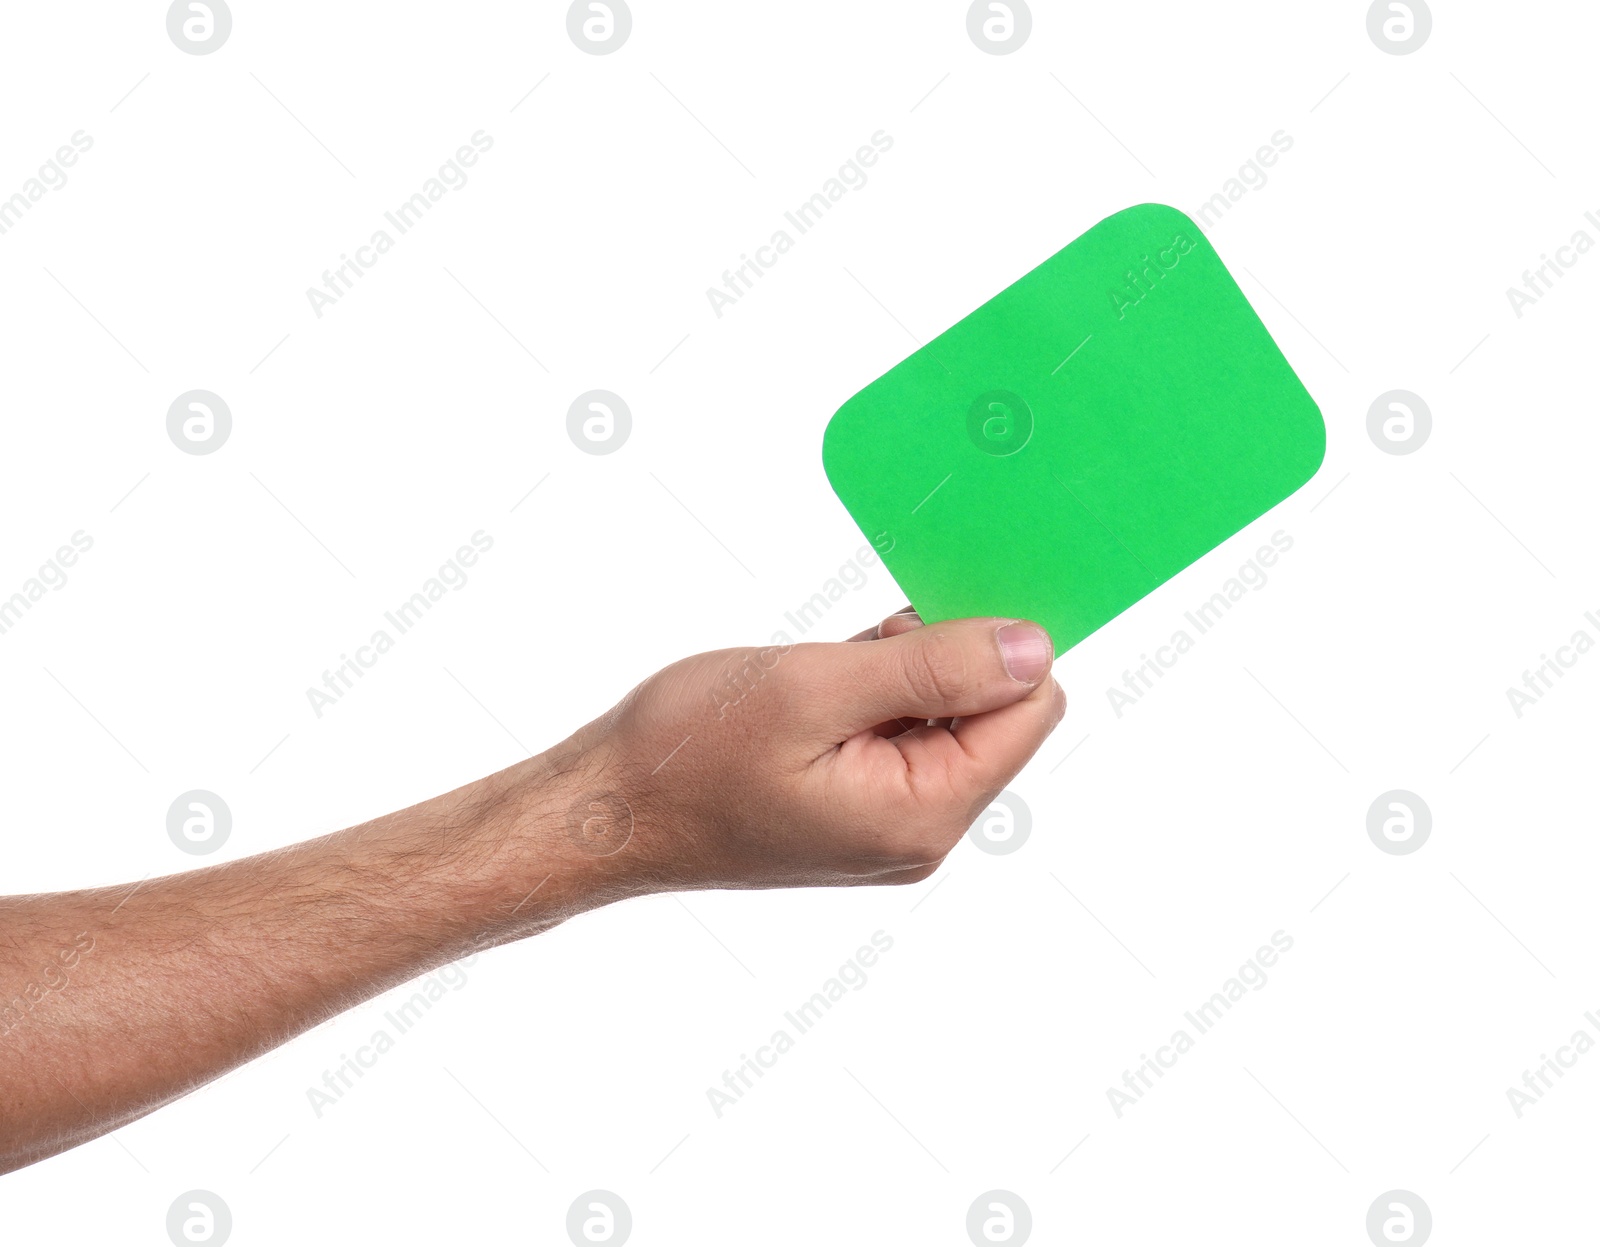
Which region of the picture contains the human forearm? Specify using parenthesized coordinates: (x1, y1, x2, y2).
(0, 746, 605, 1173)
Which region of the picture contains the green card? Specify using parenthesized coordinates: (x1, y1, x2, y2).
(822, 203, 1325, 655)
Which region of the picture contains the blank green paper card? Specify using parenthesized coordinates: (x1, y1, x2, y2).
(823, 203, 1326, 655)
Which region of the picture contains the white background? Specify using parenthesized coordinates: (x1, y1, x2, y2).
(2, 0, 1597, 1242)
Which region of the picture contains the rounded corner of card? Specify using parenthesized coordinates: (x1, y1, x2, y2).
(1297, 398, 1330, 487)
(820, 399, 857, 480)
(1099, 202, 1199, 239)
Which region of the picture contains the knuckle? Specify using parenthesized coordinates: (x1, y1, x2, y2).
(899, 632, 969, 710)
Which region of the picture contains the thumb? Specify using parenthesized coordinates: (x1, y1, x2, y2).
(805, 617, 1054, 737)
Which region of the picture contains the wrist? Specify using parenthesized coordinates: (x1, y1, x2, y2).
(451, 736, 654, 949)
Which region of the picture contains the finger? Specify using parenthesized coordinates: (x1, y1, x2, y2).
(844, 606, 921, 643)
(804, 617, 1053, 736)
(866, 713, 922, 739)
(875, 608, 923, 640)
(870, 680, 1061, 861)
(861, 612, 928, 734)
(947, 676, 1067, 792)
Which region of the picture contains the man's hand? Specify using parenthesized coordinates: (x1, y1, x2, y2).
(0, 612, 1062, 1172)
(575, 611, 1062, 892)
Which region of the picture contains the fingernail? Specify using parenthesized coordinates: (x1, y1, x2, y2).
(996, 622, 1052, 683)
